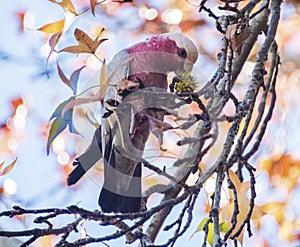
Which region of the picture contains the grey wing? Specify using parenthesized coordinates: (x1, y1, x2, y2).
(67, 51, 130, 186)
(101, 50, 131, 159)
(67, 127, 102, 185)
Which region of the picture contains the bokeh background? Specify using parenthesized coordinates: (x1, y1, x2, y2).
(0, 0, 300, 246)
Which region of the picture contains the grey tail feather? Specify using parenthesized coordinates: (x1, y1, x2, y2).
(99, 163, 142, 213)
(98, 127, 142, 213)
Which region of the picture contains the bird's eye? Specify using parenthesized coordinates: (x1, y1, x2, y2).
(177, 48, 187, 58)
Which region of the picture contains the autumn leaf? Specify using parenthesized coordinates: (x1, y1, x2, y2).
(46, 32, 63, 77)
(50, 97, 77, 132)
(38, 19, 65, 34)
(191, 217, 228, 246)
(57, 63, 85, 95)
(60, 57, 128, 117)
(260, 202, 286, 225)
(15, 11, 25, 32)
(47, 97, 79, 154)
(93, 59, 126, 105)
(260, 154, 300, 192)
(225, 22, 250, 55)
(10, 97, 24, 115)
(60, 61, 115, 115)
(44, 11, 77, 67)
(60, 61, 113, 115)
(190, 217, 213, 245)
(38, 235, 55, 247)
(207, 221, 214, 246)
(0, 158, 17, 176)
(61, 97, 97, 118)
(221, 169, 264, 244)
(116, 79, 140, 95)
(50, 97, 73, 121)
(59, 28, 108, 54)
(49, 0, 77, 15)
(39, 1, 79, 64)
(69, 67, 85, 95)
(57, 63, 72, 89)
(47, 118, 67, 155)
(220, 221, 229, 233)
(99, 59, 109, 104)
(47, 32, 63, 64)
(90, 0, 97, 16)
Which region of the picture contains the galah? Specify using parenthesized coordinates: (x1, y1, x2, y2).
(67, 32, 198, 213)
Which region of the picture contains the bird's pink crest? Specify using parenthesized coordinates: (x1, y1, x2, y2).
(126, 35, 177, 54)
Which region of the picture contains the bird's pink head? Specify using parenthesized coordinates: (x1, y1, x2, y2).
(125, 33, 198, 88)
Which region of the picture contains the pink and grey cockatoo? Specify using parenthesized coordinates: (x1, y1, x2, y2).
(67, 32, 198, 213)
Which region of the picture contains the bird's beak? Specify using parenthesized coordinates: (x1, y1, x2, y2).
(183, 60, 194, 72)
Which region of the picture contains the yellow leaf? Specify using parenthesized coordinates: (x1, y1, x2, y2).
(220, 221, 229, 233)
(38, 19, 65, 34)
(95, 27, 106, 41)
(279, 220, 300, 242)
(260, 202, 286, 225)
(99, 60, 108, 105)
(196, 217, 210, 231)
(191, 217, 214, 246)
(38, 235, 54, 247)
(93, 56, 132, 105)
(49, 0, 77, 15)
(0, 158, 17, 176)
(207, 222, 214, 246)
(220, 169, 260, 244)
(260, 154, 300, 192)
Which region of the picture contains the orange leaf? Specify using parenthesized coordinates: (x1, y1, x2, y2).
(15, 11, 26, 32)
(90, 0, 97, 16)
(260, 154, 300, 192)
(260, 202, 286, 225)
(0, 158, 17, 176)
(49, 0, 77, 15)
(38, 19, 65, 34)
(11, 97, 24, 115)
